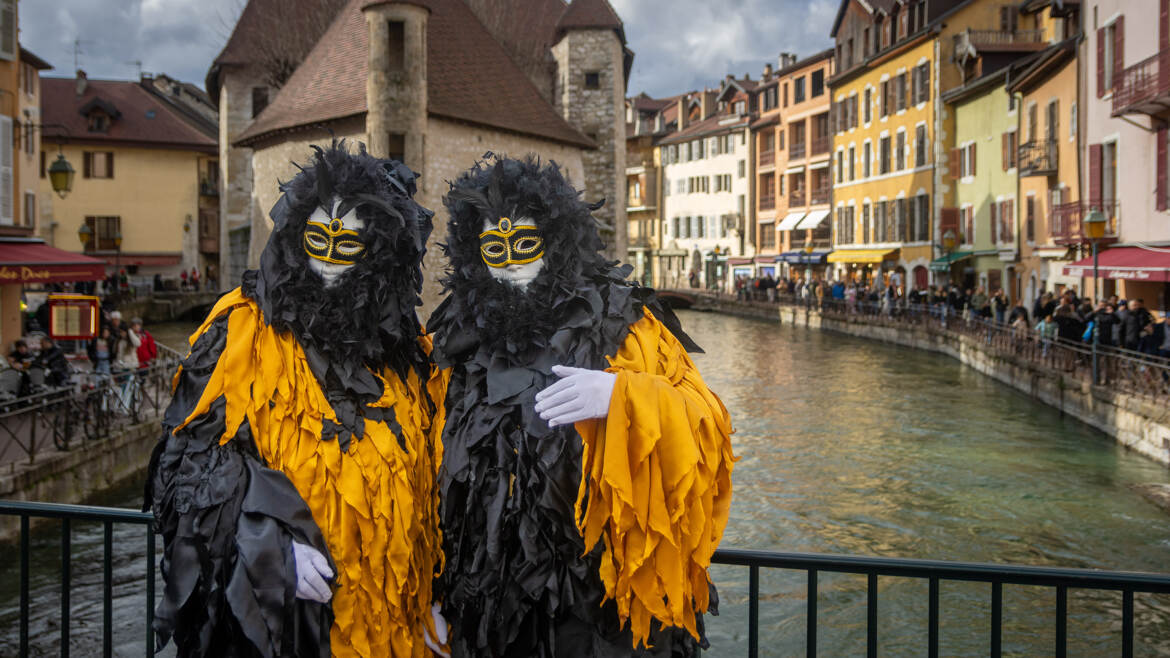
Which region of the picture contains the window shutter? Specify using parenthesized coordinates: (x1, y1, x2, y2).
(1157, 128, 1167, 211)
(949, 148, 960, 179)
(1002, 133, 1009, 171)
(1113, 16, 1124, 90)
(106, 152, 114, 179)
(1088, 143, 1102, 205)
(83, 152, 92, 178)
(990, 203, 998, 244)
(0, 0, 13, 62)
(0, 116, 9, 225)
(1096, 28, 1105, 97)
(971, 143, 976, 173)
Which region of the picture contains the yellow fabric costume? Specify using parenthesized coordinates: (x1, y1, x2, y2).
(173, 288, 446, 657)
(574, 308, 735, 648)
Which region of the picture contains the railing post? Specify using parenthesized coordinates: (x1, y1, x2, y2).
(147, 524, 156, 655)
(807, 569, 817, 658)
(103, 520, 113, 658)
(991, 581, 1002, 657)
(928, 577, 939, 658)
(748, 564, 759, 658)
(1055, 585, 1067, 657)
(20, 514, 29, 656)
(61, 517, 71, 658)
(867, 573, 877, 658)
(1122, 589, 1134, 658)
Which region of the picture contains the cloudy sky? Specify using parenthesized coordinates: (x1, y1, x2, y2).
(20, 0, 836, 98)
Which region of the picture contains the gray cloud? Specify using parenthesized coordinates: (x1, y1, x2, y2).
(19, 0, 242, 85)
(19, 0, 834, 97)
(613, 0, 837, 98)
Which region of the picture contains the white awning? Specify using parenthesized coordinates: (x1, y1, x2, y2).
(795, 208, 831, 230)
(784, 165, 805, 174)
(777, 211, 806, 231)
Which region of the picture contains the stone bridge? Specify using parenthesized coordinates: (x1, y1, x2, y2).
(119, 291, 223, 323)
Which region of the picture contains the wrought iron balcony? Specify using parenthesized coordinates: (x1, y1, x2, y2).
(1051, 201, 1120, 245)
(1018, 139, 1058, 177)
(759, 149, 775, 167)
(790, 190, 806, 207)
(199, 179, 218, 197)
(810, 185, 831, 205)
(952, 28, 1046, 55)
(789, 142, 806, 160)
(759, 194, 776, 210)
(1112, 49, 1170, 119)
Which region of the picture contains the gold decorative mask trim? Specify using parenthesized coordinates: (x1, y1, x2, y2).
(478, 217, 544, 268)
(304, 218, 366, 265)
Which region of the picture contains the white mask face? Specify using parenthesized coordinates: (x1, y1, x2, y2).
(481, 217, 545, 289)
(304, 196, 366, 288)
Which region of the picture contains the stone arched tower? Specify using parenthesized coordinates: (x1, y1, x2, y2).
(551, 0, 629, 260)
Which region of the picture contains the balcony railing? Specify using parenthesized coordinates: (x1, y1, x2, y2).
(789, 142, 806, 160)
(953, 28, 1046, 54)
(759, 195, 776, 210)
(1112, 49, 1170, 118)
(199, 179, 218, 197)
(759, 149, 775, 167)
(1051, 200, 1120, 245)
(810, 135, 831, 156)
(1018, 139, 1058, 177)
(810, 185, 830, 205)
(790, 190, 806, 207)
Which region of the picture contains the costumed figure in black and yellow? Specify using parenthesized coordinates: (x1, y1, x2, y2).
(427, 154, 736, 657)
(147, 141, 449, 657)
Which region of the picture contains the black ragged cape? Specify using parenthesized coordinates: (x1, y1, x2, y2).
(428, 265, 705, 658)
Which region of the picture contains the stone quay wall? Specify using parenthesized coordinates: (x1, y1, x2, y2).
(689, 295, 1170, 468)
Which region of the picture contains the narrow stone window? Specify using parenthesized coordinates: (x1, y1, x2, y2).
(387, 20, 405, 71)
(584, 71, 601, 89)
(388, 133, 405, 163)
(251, 87, 268, 118)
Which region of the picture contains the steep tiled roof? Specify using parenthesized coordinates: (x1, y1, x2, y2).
(41, 77, 216, 150)
(236, 0, 593, 148)
(556, 0, 624, 40)
(628, 93, 673, 113)
(20, 47, 51, 71)
(655, 113, 750, 145)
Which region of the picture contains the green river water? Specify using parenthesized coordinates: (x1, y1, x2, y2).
(2, 311, 1169, 656)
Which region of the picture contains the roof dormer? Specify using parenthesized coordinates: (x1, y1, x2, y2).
(79, 97, 121, 133)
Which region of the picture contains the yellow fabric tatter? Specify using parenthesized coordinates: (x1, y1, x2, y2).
(173, 288, 444, 658)
(574, 307, 736, 648)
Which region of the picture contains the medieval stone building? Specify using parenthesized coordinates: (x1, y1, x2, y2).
(207, 0, 630, 307)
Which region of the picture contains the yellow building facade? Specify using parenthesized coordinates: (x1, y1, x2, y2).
(829, 34, 936, 289)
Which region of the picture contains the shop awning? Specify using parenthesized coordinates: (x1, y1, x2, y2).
(0, 239, 105, 284)
(727, 257, 753, 265)
(777, 211, 806, 231)
(777, 249, 832, 264)
(928, 251, 974, 272)
(1063, 246, 1170, 282)
(827, 249, 898, 264)
(795, 209, 831, 230)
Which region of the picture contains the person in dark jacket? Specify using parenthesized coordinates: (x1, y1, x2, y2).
(1092, 303, 1119, 347)
(1053, 304, 1085, 342)
(1121, 299, 1153, 350)
(32, 337, 69, 387)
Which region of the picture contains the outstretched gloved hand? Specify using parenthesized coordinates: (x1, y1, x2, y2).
(292, 541, 334, 603)
(422, 602, 450, 657)
(534, 365, 616, 428)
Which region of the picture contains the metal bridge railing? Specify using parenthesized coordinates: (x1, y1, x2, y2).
(4, 500, 1169, 657)
(710, 548, 1170, 658)
(0, 500, 155, 658)
(0, 353, 181, 470)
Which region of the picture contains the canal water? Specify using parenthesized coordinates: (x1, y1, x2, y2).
(2, 313, 1169, 656)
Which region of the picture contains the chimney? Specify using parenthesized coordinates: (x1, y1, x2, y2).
(676, 96, 688, 130)
(700, 90, 717, 120)
(75, 69, 88, 96)
(763, 63, 773, 80)
(779, 52, 798, 69)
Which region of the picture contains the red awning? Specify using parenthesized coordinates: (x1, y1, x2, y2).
(94, 253, 181, 267)
(1063, 246, 1170, 282)
(0, 240, 105, 284)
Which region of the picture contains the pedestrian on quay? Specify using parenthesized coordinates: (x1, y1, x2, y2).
(1053, 303, 1085, 343)
(33, 336, 70, 387)
(992, 289, 1009, 325)
(7, 339, 32, 371)
(111, 322, 141, 413)
(190, 267, 200, 292)
(1092, 303, 1119, 347)
(1122, 299, 1153, 351)
(179, 269, 188, 291)
(1035, 314, 1057, 357)
(88, 326, 114, 376)
(131, 317, 158, 368)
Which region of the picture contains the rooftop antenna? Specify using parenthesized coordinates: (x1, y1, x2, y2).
(73, 39, 84, 70)
(126, 60, 143, 77)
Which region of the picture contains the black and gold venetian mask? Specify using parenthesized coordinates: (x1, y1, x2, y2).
(304, 217, 366, 265)
(478, 217, 544, 268)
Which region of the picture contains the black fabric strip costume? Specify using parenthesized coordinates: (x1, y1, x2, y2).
(146, 141, 443, 657)
(428, 155, 731, 658)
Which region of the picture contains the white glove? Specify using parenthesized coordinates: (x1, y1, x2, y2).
(534, 365, 616, 428)
(422, 602, 450, 657)
(292, 541, 334, 603)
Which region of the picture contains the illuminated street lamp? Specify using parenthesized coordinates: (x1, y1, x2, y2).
(77, 223, 92, 249)
(942, 229, 956, 253)
(1084, 208, 1107, 384)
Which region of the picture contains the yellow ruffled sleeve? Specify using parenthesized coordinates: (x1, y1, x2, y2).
(574, 307, 735, 647)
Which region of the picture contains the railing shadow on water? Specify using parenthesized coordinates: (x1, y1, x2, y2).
(2, 500, 1170, 657)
